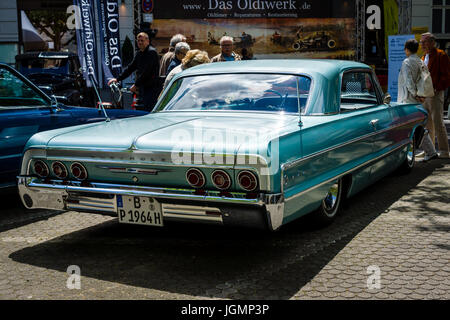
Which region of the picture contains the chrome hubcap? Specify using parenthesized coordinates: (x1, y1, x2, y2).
(406, 143, 414, 167)
(323, 182, 339, 216)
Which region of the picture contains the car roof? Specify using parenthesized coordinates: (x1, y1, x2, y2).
(168, 59, 374, 115)
(179, 59, 371, 80)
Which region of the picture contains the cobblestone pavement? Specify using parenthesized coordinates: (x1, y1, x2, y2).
(0, 160, 448, 300)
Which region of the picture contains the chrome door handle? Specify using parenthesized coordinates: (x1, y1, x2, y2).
(370, 119, 379, 128)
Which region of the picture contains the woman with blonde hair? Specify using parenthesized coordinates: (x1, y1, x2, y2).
(162, 50, 210, 92)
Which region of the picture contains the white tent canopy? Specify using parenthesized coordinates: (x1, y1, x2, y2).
(21, 10, 47, 50)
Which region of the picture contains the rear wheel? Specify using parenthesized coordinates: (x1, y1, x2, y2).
(311, 178, 343, 226)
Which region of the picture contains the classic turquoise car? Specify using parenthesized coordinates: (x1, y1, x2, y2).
(18, 60, 427, 230)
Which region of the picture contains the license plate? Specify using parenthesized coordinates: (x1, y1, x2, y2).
(116, 195, 163, 226)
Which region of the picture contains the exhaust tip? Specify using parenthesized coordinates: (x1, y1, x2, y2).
(23, 194, 33, 208)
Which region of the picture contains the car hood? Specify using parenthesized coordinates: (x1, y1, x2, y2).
(32, 112, 296, 157)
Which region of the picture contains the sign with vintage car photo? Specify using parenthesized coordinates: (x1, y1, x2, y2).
(152, 0, 356, 60)
(153, 18, 356, 60)
(97, 0, 122, 86)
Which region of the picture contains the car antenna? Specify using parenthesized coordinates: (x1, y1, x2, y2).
(296, 77, 303, 127)
(89, 74, 110, 122)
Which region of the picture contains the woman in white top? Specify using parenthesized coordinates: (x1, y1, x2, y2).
(398, 39, 437, 161)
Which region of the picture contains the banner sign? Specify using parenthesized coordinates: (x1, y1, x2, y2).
(97, 0, 122, 86)
(74, 0, 98, 87)
(387, 34, 414, 102)
(383, 0, 399, 59)
(153, 0, 355, 19)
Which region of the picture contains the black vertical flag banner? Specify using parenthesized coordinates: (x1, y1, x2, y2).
(74, 0, 99, 87)
(97, 0, 122, 86)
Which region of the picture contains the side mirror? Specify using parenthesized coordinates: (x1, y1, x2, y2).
(383, 93, 391, 105)
(50, 95, 62, 112)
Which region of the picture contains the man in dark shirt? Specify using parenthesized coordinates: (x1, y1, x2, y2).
(108, 32, 160, 111)
(166, 42, 190, 75)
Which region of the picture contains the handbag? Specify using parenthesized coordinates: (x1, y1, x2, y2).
(417, 61, 435, 97)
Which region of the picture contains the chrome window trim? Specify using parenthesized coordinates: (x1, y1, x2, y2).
(338, 68, 382, 112)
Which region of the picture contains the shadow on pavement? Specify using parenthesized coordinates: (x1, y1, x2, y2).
(0, 190, 63, 233)
(8, 160, 449, 299)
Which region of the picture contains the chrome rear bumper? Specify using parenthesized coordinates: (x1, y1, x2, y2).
(17, 176, 284, 230)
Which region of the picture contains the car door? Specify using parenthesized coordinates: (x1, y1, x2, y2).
(341, 70, 400, 183)
(362, 72, 401, 182)
(337, 70, 391, 190)
(0, 66, 52, 187)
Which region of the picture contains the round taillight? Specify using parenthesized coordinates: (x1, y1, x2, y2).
(71, 162, 88, 180)
(33, 160, 49, 178)
(211, 170, 232, 190)
(238, 170, 258, 192)
(186, 168, 206, 188)
(52, 161, 68, 179)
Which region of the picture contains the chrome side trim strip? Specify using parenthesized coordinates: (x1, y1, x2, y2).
(282, 118, 420, 171)
(284, 141, 409, 202)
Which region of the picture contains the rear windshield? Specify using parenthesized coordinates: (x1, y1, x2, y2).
(156, 73, 311, 114)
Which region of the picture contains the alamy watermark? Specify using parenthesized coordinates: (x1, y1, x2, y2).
(66, 5, 80, 30)
(169, 121, 280, 176)
(366, 265, 381, 290)
(66, 265, 81, 290)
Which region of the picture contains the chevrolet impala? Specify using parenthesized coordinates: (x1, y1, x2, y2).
(17, 60, 427, 230)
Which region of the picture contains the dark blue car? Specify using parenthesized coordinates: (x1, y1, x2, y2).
(0, 63, 147, 189)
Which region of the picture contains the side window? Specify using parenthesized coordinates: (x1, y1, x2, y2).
(0, 68, 48, 108)
(340, 72, 379, 111)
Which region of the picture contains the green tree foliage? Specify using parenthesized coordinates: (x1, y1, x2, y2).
(26, 10, 75, 51)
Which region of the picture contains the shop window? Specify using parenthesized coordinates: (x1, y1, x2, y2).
(432, 0, 450, 34)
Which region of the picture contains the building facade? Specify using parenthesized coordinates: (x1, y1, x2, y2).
(0, 2, 19, 64)
(412, 0, 450, 51)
